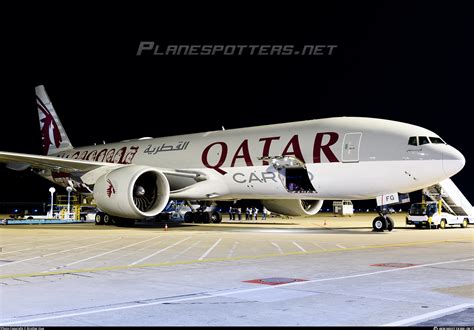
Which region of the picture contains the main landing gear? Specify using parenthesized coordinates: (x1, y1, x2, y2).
(183, 202, 223, 224)
(184, 210, 222, 224)
(372, 209, 395, 232)
(95, 212, 136, 227)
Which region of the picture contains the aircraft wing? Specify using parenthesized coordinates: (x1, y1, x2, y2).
(0, 151, 204, 186)
(0, 151, 109, 172)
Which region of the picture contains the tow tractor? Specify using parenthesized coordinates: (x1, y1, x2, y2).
(406, 200, 472, 229)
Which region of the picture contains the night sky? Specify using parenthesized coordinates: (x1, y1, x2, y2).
(1, 3, 473, 210)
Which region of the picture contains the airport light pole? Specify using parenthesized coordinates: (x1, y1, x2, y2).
(66, 186, 73, 220)
(49, 187, 56, 218)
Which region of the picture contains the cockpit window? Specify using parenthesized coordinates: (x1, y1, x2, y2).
(408, 136, 446, 146)
(429, 137, 445, 144)
(408, 136, 418, 146)
(418, 136, 430, 145)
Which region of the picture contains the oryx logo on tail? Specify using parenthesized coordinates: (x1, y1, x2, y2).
(37, 96, 62, 154)
(35, 85, 73, 155)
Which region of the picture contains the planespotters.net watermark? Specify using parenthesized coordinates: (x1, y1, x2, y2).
(137, 42, 338, 56)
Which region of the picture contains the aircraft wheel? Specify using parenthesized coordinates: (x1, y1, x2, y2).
(386, 217, 394, 231)
(114, 217, 125, 227)
(95, 213, 105, 225)
(103, 214, 113, 225)
(201, 212, 210, 223)
(461, 218, 469, 228)
(211, 211, 221, 223)
(372, 216, 387, 232)
(124, 219, 135, 227)
(194, 213, 203, 223)
(184, 212, 193, 223)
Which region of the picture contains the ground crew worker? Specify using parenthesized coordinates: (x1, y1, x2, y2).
(245, 207, 251, 220)
(253, 207, 258, 220)
(237, 208, 242, 220)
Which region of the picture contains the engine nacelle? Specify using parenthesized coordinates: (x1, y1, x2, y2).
(262, 199, 324, 217)
(94, 165, 170, 219)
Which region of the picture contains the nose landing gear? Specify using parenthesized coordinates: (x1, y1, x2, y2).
(372, 210, 394, 232)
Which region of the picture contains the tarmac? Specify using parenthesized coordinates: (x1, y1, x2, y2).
(0, 212, 473, 326)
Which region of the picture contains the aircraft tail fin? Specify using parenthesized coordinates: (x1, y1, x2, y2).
(35, 85, 73, 155)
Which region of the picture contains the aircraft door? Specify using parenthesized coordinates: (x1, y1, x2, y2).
(259, 156, 317, 193)
(342, 132, 362, 163)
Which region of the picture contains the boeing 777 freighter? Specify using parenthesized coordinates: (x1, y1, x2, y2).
(0, 86, 468, 231)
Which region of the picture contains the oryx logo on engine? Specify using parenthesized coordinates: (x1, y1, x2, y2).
(106, 179, 116, 198)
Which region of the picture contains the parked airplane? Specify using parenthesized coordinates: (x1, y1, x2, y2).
(0, 86, 466, 230)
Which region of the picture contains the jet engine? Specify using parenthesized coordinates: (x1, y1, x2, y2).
(262, 199, 324, 217)
(93, 165, 170, 219)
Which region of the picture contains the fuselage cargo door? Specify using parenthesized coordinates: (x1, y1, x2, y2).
(259, 156, 317, 193)
(342, 132, 362, 163)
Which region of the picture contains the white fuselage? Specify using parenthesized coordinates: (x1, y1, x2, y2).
(48, 117, 465, 201)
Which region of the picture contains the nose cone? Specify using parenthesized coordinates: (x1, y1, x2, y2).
(443, 146, 465, 177)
